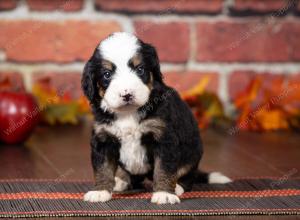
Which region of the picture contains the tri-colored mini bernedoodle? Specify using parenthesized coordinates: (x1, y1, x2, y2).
(81, 32, 231, 204)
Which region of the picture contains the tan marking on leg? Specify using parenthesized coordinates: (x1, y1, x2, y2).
(140, 118, 165, 140)
(114, 166, 131, 192)
(115, 166, 131, 185)
(94, 160, 117, 192)
(93, 123, 116, 142)
(153, 158, 177, 193)
(177, 165, 192, 179)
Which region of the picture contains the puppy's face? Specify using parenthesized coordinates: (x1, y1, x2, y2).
(82, 32, 162, 114)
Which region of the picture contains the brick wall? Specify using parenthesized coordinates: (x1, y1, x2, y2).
(0, 0, 300, 109)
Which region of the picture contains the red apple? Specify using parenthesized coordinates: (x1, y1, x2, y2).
(0, 92, 40, 144)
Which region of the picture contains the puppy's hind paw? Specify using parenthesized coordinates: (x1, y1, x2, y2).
(209, 172, 232, 184)
(151, 191, 180, 204)
(175, 184, 184, 196)
(83, 190, 112, 202)
(113, 177, 129, 192)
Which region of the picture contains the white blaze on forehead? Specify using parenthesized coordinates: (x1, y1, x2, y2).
(98, 32, 150, 112)
(98, 32, 140, 67)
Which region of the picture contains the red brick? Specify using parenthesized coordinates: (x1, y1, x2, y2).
(228, 71, 286, 104)
(0, 20, 121, 63)
(164, 71, 218, 93)
(32, 72, 82, 99)
(96, 0, 223, 14)
(196, 20, 300, 62)
(27, 0, 83, 11)
(0, 0, 17, 10)
(135, 21, 189, 63)
(288, 21, 300, 61)
(231, 0, 290, 13)
(0, 72, 25, 91)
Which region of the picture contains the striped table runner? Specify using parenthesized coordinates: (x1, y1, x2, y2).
(0, 178, 299, 218)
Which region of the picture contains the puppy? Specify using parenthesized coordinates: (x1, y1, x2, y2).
(82, 32, 231, 204)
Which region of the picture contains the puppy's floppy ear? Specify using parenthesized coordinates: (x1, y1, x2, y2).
(140, 42, 163, 83)
(81, 60, 96, 102)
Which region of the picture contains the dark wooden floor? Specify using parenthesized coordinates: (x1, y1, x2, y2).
(0, 120, 300, 219)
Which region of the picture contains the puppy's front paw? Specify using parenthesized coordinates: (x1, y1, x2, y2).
(151, 191, 180, 204)
(83, 190, 112, 202)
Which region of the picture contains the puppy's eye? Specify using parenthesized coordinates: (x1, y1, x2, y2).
(103, 71, 112, 80)
(136, 66, 145, 76)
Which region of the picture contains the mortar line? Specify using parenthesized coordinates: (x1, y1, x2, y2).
(1, 62, 300, 74)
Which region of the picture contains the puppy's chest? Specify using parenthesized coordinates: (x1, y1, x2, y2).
(103, 115, 151, 175)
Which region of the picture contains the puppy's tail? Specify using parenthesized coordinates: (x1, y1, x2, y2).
(194, 170, 232, 184)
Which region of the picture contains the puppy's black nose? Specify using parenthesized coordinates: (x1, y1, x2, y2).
(122, 93, 133, 102)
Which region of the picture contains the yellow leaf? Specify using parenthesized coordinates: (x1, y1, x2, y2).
(182, 76, 210, 99)
(42, 103, 79, 125)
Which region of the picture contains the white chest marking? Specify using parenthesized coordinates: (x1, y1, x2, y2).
(95, 114, 150, 175)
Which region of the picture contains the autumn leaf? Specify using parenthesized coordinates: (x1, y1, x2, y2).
(32, 83, 90, 125)
(182, 76, 229, 129)
(182, 76, 210, 99)
(42, 103, 79, 125)
(233, 75, 300, 132)
(234, 76, 262, 109)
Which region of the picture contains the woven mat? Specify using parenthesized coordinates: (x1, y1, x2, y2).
(0, 178, 300, 218)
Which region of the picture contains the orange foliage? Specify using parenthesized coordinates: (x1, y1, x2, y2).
(233, 76, 300, 132)
(32, 80, 90, 125)
(182, 76, 227, 129)
(30, 73, 300, 132)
